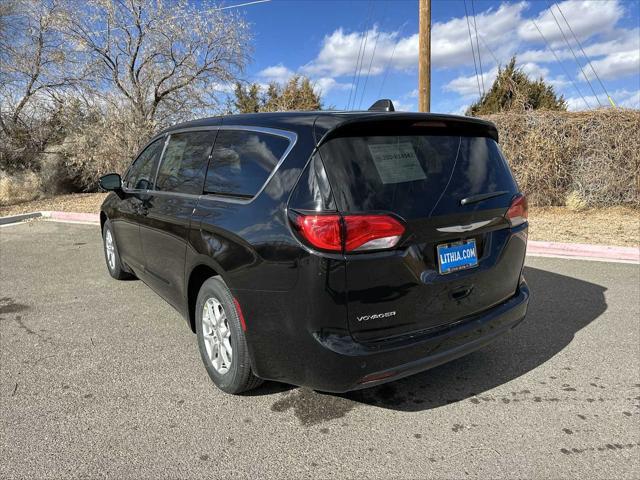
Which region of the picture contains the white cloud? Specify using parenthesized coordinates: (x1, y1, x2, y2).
(520, 62, 550, 79)
(313, 77, 351, 95)
(565, 88, 640, 111)
(443, 66, 499, 98)
(519, 27, 640, 64)
(257, 64, 295, 84)
(518, 0, 623, 46)
(390, 99, 414, 112)
(302, 27, 414, 77)
(583, 49, 640, 81)
(431, 2, 527, 68)
(302, 2, 528, 78)
(565, 93, 600, 111)
(619, 90, 640, 109)
(257, 64, 350, 95)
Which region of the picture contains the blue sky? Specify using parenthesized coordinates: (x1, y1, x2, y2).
(229, 0, 640, 113)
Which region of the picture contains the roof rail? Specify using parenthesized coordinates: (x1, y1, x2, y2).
(368, 99, 395, 112)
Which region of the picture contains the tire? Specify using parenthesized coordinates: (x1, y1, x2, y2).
(102, 219, 133, 280)
(196, 276, 263, 394)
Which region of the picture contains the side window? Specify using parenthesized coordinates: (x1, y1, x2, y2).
(155, 131, 215, 195)
(204, 129, 290, 197)
(124, 138, 164, 190)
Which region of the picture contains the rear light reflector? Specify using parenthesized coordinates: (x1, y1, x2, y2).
(292, 213, 405, 252)
(233, 298, 247, 331)
(506, 194, 528, 227)
(359, 370, 397, 384)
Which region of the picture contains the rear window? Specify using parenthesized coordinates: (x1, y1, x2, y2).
(318, 135, 517, 218)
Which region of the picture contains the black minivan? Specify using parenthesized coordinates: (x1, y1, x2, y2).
(99, 102, 530, 394)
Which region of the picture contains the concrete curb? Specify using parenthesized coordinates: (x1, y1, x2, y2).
(528, 240, 639, 263)
(0, 211, 43, 226)
(43, 211, 100, 223)
(1, 210, 638, 263)
(0, 210, 100, 226)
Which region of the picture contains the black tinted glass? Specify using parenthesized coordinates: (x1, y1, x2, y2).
(124, 138, 164, 190)
(288, 153, 336, 211)
(205, 130, 290, 197)
(156, 131, 215, 195)
(319, 135, 517, 218)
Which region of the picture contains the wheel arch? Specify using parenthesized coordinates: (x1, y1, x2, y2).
(186, 260, 226, 333)
(100, 211, 107, 232)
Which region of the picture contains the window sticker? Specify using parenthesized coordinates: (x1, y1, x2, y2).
(367, 142, 427, 184)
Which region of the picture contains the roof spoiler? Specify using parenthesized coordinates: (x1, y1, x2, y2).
(314, 113, 499, 146)
(368, 99, 395, 112)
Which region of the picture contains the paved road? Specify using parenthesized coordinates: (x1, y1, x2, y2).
(1, 221, 639, 479)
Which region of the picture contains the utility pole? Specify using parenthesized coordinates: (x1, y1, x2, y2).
(418, 0, 431, 112)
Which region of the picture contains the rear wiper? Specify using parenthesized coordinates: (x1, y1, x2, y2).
(460, 190, 509, 206)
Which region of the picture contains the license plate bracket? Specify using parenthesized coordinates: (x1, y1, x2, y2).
(437, 239, 479, 275)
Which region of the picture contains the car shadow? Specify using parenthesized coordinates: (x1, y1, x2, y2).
(336, 265, 608, 411)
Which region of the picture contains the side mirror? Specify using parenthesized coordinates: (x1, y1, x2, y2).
(99, 173, 122, 191)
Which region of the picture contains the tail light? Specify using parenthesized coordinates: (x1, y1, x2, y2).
(292, 213, 405, 252)
(506, 193, 528, 227)
(294, 214, 342, 251)
(344, 215, 405, 251)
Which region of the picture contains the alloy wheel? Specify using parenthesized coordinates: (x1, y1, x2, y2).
(202, 297, 233, 374)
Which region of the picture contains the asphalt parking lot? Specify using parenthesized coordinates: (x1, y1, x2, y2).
(1, 220, 639, 479)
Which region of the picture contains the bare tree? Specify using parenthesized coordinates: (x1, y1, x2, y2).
(0, 0, 84, 170)
(64, 0, 251, 128)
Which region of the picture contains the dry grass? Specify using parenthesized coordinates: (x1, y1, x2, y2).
(2, 193, 638, 247)
(528, 206, 639, 246)
(0, 171, 43, 206)
(483, 109, 640, 208)
(0, 193, 107, 216)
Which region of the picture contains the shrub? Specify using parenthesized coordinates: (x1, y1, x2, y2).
(483, 109, 640, 208)
(0, 171, 43, 206)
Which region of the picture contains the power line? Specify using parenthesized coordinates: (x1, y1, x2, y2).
(470, 0, 485, 96)
(547, 4, 603, 106)
(358, 26, 382, 109)
(351, 3, 375, 110)
(476, 32, 500, 67)
(346, 1, 373, 110)
(552, 1, 616, 107)
(358, 1, 389, 109)
(531, 18, 590, 109)
(345, 30, 365, 110)
(377, 21, 406, 98)
(463, 0, 482, 99)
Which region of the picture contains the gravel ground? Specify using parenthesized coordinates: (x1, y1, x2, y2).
(1, 221, 639, 479)
(1, 193, 638, 246)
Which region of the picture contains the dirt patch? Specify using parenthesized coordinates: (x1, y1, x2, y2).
(1, 194, 637, 247)
(0, 193, 107, 216)
(528, 206, 639, 247)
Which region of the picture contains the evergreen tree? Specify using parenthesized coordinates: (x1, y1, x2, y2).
(233, 76, 322, 113)
(467, 57, 567, 115)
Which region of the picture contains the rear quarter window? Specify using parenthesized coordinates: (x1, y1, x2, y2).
(205, 129, 290, 197)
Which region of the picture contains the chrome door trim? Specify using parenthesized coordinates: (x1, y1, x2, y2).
(121, 125, 298, 205)
(436, 219, 495, 233)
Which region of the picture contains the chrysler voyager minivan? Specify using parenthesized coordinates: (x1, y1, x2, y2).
(99, 100, 530, 394)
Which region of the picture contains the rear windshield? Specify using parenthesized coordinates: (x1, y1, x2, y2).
(318, 134, 517, 218)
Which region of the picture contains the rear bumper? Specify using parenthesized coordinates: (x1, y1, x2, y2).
(283, 279, 529, 392)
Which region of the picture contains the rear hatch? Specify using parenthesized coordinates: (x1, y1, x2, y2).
(317, 117, 527, 342)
